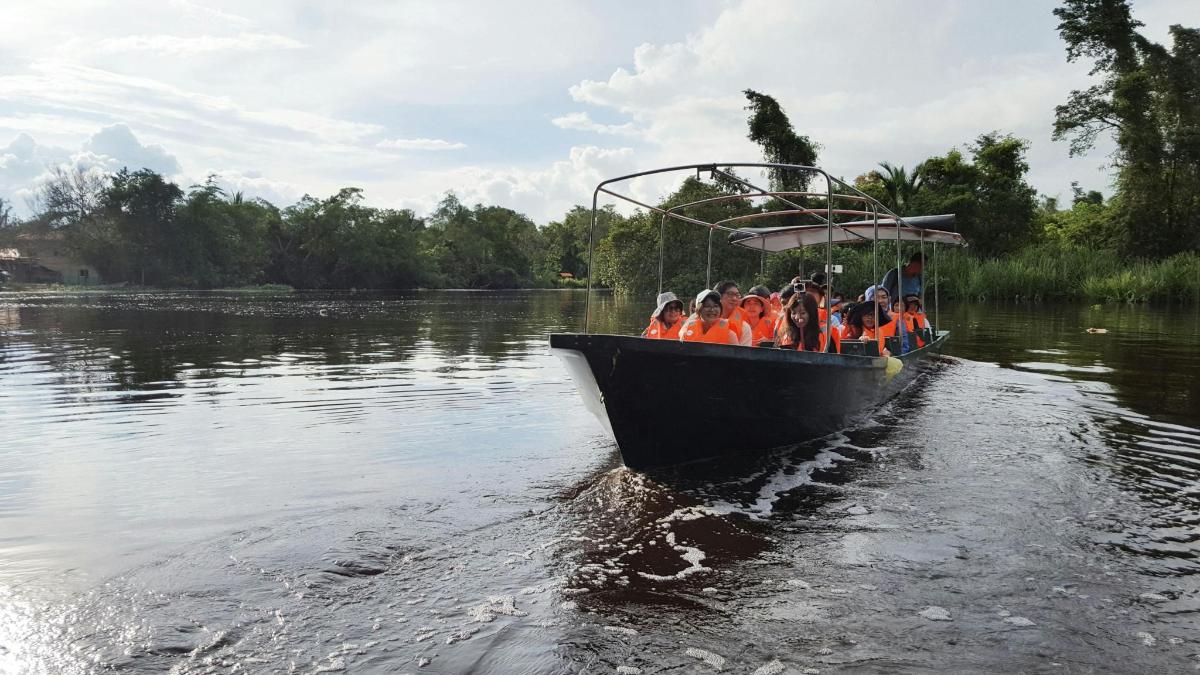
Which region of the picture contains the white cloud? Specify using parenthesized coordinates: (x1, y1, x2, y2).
(97, 32, 304, 56)
(83, 124, 180, 175)
(376, 138, 467, 151)
(551, 112, 643, 137)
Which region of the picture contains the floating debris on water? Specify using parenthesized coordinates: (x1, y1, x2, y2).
(846, 505, 870, 515)
(752, 660, 786, 675)
(1138, 592, 1169, 602)
(1137, 631, 1156, 647)
(468, 595, 526, 623)
(785, 579, 812, 589)
(684, 646, 727, 670)
(919, 606, 952, 621)
(1003, 616, 1036, 627)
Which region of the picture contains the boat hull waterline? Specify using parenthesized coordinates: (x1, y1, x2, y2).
(550, 333, 948, 469)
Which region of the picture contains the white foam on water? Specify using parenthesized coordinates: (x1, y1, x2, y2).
(445, 627, 477, 644)
(1137, 631, 1156, 646)
(604, 625, 638, 636)
(636, 531, 711, 581)
(616, 666, 642, 674)
(828, 588, 850, 594)
(846, 505, 870, 516)
(752, 659, 785, 675)
(684, 647, 726, 670)
(560, 601, 578, 610)
(785, 579, 812, 589)
(1139, 592, 1169, 602)
(467, 595, 526, 623)
(1003, 616, 1036, 627)
(657, 506, 720, 523)
(919, 606, 952, 621)
(752, 450, 852, 515)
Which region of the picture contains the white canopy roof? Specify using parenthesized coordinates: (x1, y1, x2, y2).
(727, 214, 966, 252)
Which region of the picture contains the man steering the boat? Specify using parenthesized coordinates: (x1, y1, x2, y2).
(881, 252, 925, 302)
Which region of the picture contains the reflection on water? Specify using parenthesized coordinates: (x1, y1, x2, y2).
(1, 291, 1199, 673)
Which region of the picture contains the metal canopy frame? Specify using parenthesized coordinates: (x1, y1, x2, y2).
(584, 163, 963, 353)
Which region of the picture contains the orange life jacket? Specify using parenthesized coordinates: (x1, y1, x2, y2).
(902, 311, 928, 348)
(861, 318, 896, 355)
(775, 322, 839, 353)
(722, 306, 750, 345)
(744, 314, 774, 346)
(680, 316, 739, 344)
(644, 317, 683, 340)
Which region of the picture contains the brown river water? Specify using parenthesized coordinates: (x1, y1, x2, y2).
(0, 290, 1198, 674)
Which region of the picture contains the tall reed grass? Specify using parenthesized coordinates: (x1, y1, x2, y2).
(799, 244, 1200, 304)
(934, 246, 1200, 303)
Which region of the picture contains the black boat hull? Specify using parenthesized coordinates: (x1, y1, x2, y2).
(550, 333, 948, 469)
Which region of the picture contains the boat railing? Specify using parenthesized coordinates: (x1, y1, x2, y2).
(584, 163, 965, 354)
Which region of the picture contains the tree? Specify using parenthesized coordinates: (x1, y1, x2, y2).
(743, 89, 821, 193)
(1052, 0, 1200, 255)
(95, 169, 184, 285)
(908, 133, 1038, 257)
(875, 162, 924, 214)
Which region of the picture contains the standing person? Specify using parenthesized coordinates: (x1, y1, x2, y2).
(881, 252, 924, 302)
(680, 290, 739, 345)
(642, 292, 685, 340)
(713, 280, 752, 346)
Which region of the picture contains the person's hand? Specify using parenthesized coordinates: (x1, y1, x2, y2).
(859, 334, 871, 342)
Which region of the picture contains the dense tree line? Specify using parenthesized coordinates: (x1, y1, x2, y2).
(1, 0, 1194, 295)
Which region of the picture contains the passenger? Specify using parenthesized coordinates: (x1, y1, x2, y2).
(864, 284, 891, 317)
(680, 290, 740, 345)
(769, 291, 783, 318)
(901, 294, 931, 348)
(776, 293, 839, 353)
(842, 300, 895, 356)
(739, 293, 774, 346)
(642, 291, 685, 340)
(830, 292, 845, 326)
(713, 280, 752, 346)
(746, 285, 774, 322)
(804, 280, 842, 331)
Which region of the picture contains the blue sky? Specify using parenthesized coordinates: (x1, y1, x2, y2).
(1, 0, 1198, 222)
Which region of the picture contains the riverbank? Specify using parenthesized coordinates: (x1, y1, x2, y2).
(6, 247, 1199, 304)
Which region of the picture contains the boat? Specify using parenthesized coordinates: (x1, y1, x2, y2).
(550, 163, 967, 469)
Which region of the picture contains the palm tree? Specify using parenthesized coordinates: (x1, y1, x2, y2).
(876, 161, 924, 214)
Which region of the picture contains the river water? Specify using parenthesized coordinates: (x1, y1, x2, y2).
(0, 290, 1198, 674)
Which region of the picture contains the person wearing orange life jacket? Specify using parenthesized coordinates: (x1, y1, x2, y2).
(900, 294, 931, 348)
(775, 293, 839, 353)
(739, 293, 774, 347)
(713, 280, 752, 346)
(680, 290, 740, 345)
(842, 300, 895, 357)
(642, 291, 686, 340)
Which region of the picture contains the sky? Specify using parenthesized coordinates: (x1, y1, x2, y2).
(1, 0, 1198, 223)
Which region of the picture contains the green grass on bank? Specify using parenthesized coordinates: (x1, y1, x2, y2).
(933, 246, 1200, 303)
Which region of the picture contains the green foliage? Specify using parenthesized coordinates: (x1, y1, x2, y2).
(743, 89, 821, 192)
(1053, 0, 1200, 256)
(907, 134, 1038, 257)
(874, 162, 924, 214)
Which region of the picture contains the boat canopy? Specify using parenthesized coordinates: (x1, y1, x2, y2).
(728, 214, 967, 252)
